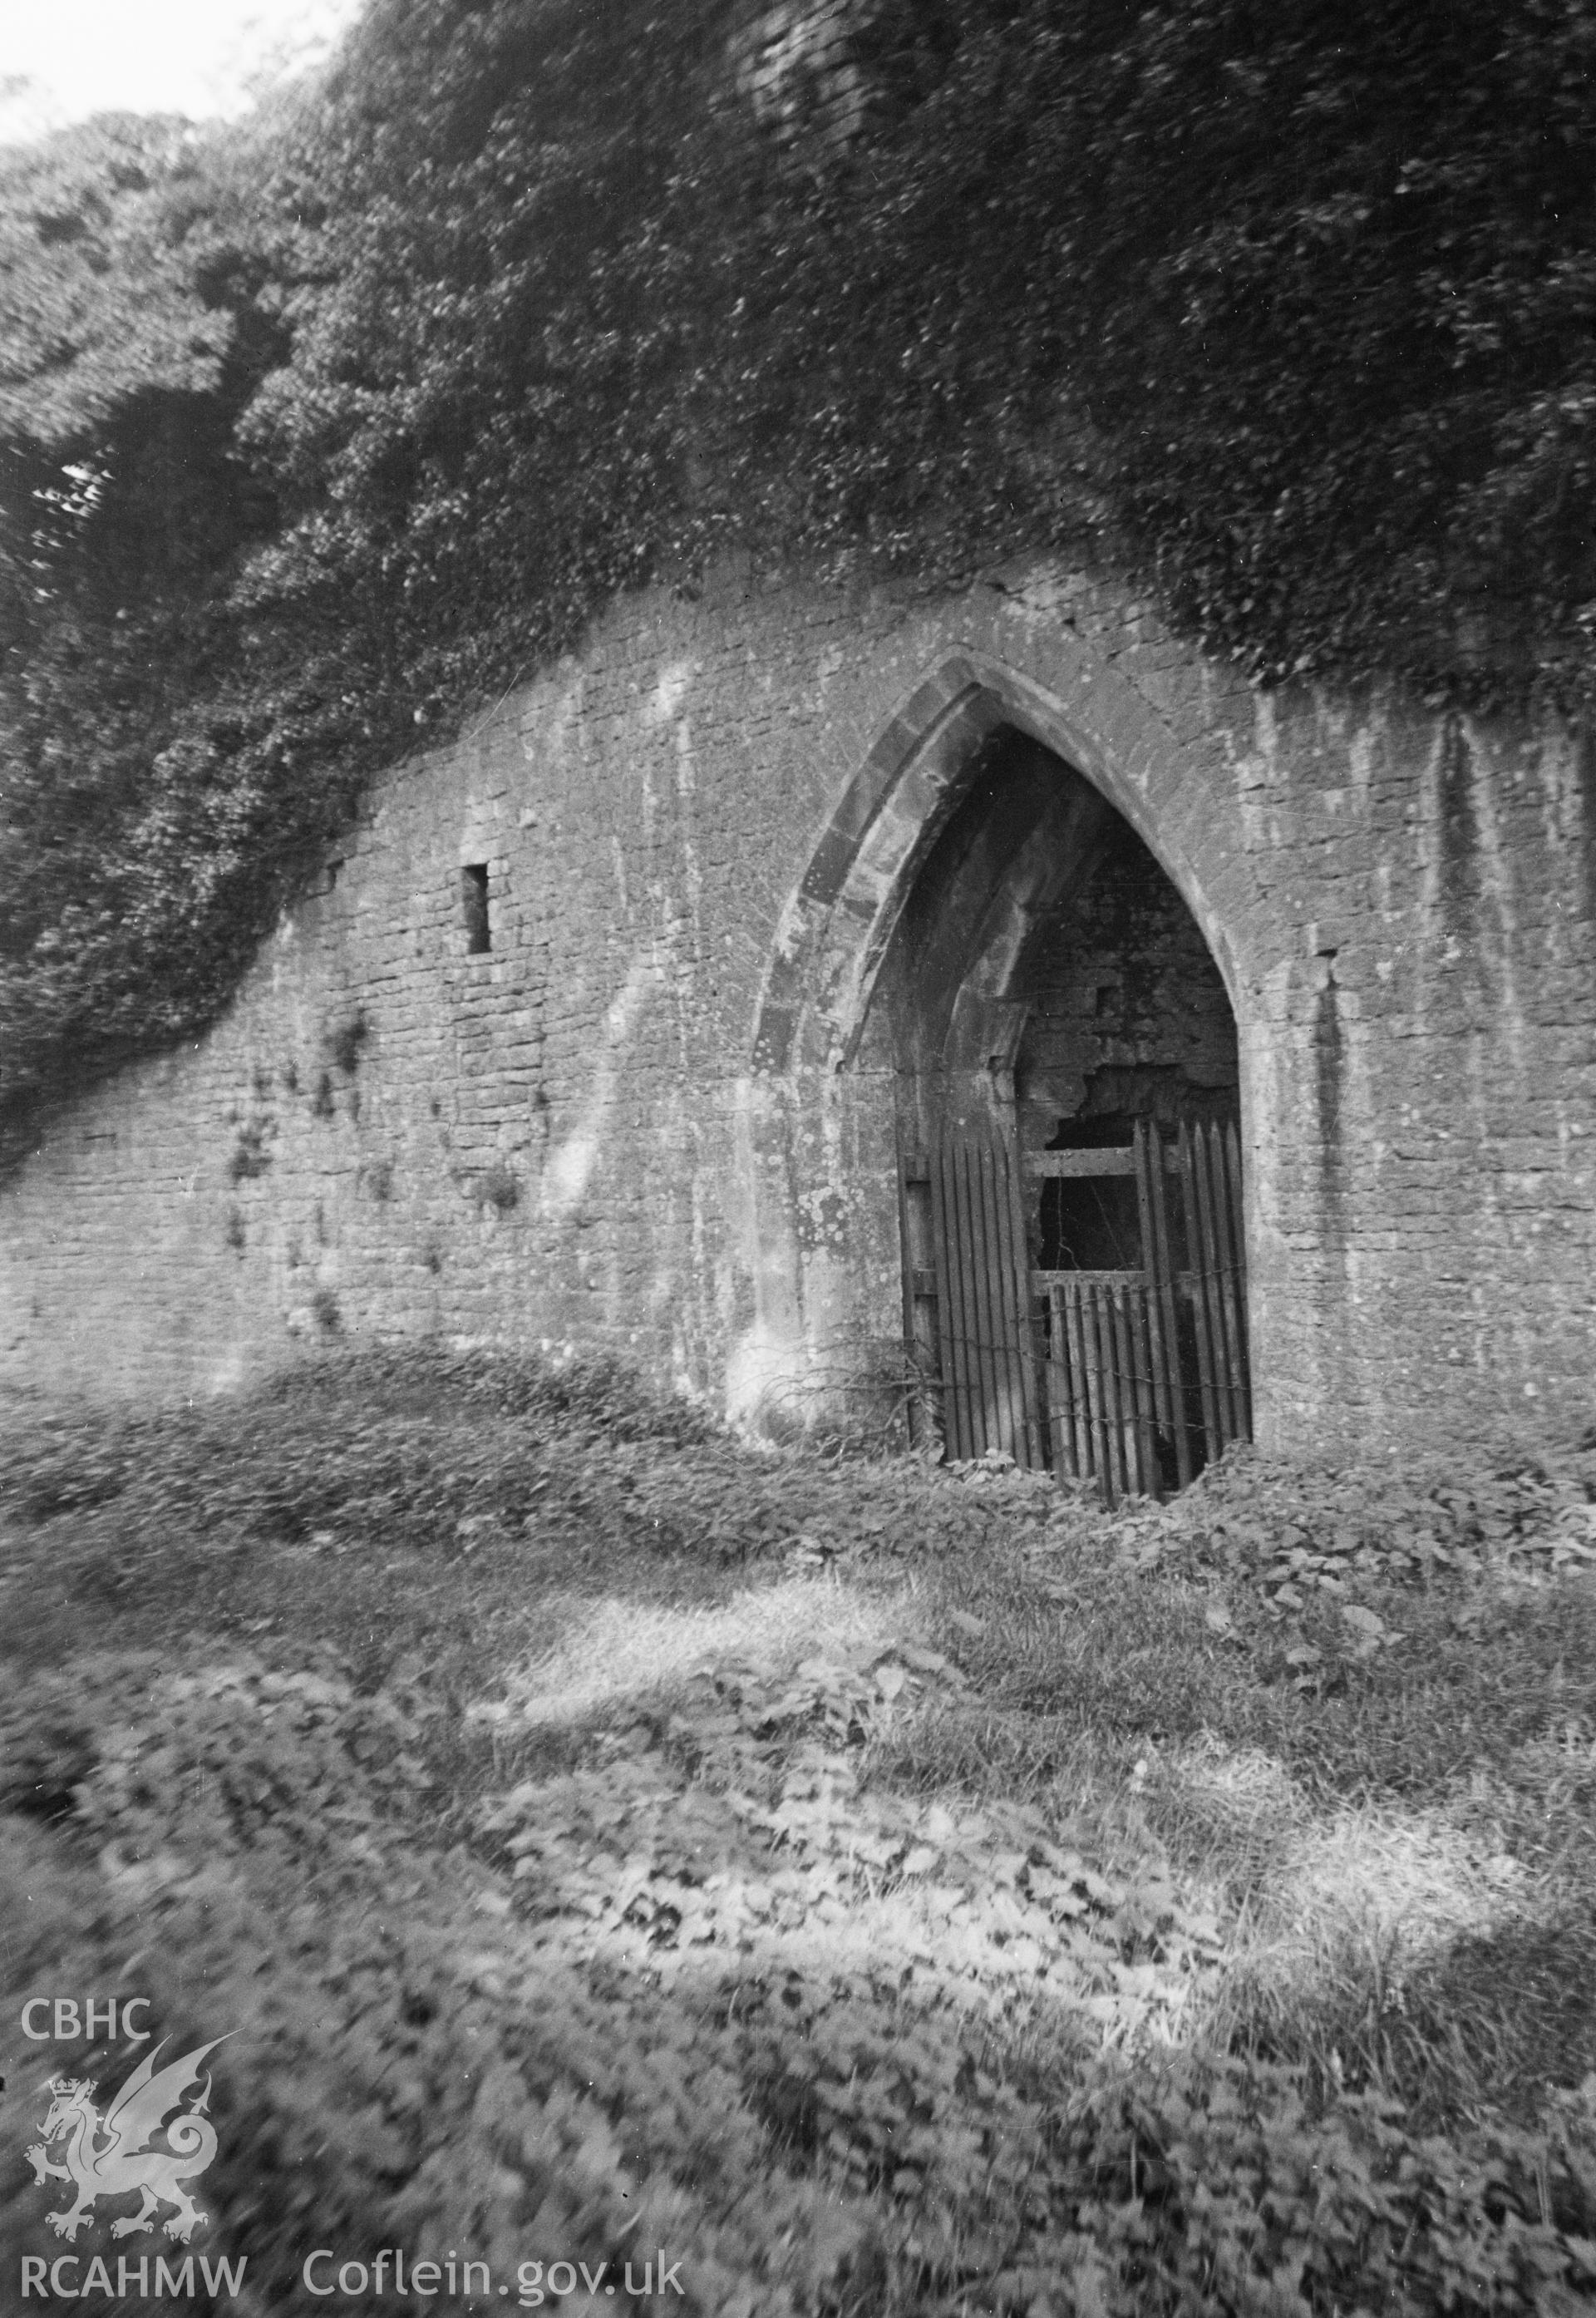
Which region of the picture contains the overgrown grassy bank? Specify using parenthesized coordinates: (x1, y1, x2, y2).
(3, 1352, 1594, 2314)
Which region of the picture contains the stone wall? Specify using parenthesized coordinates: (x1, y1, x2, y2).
(2, 555, 1593, 1455)
(730, 2, 871, 150)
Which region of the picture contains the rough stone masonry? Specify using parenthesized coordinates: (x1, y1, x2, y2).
(2, 553, 1593, 1457)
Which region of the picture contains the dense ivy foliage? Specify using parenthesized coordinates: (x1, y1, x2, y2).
(0, 112, 331, 1113)
(3, 0, 1594, 1121)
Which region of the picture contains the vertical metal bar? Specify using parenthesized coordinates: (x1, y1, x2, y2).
(985, 1142, 1024, 1462)
(1046, 1285, 1076, 1476)
(1128, 1285, 1162, 1500)
(975, 1141, 1021, 1462)
(955, 1141, 1000, 1457)
(897, 1156, 934, 1450)
(1096, 1286, 1128, 1502)
(1149, 1128, 1192, 1489)
(1192, 1123, 1239, 1444)
(930, 1139, 973, 1462)
(1110, 1282, 1140, 1495)
(953, 1137, 991, 1459)
(1064, 1281, 1093, 1480)
(958, 1145, 996, 1455)
(1081, 1283, 1112, 1502)
(1185, 1272, 1221, 1463)
(1133, 1122, 1174, 1443)
(1179, 1122, 1223, 1463)
(1107, 1280, 1134, 1496)
(1106, 1286, 1133, 1502)
(995, 1137, 1044, 1469)
(945, 1138, 980, 1457)
(964, 1141, 998, 1457)
(1042, 1283, 1063, 1472)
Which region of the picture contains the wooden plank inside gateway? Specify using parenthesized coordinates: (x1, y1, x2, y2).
(1027, 1123, 1252, 1503)
(906, 1133, 1043, 1467)
(903, 1125, 1250, 1497)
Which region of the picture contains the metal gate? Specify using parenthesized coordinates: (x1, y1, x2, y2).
(899, 1137, 1040, 1464)
(900, 1119, 1249, 1498)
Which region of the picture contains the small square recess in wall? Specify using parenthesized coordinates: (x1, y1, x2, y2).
(461, 863, 490, 953)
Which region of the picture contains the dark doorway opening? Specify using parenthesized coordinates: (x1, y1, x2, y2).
(873, 726, 1249, 1496)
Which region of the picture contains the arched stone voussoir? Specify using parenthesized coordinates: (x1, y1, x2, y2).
(749, 640, 1252, 1084)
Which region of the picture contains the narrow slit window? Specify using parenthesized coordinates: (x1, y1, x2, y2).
(461, 863, 490, 953)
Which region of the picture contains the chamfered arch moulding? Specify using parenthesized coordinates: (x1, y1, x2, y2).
(736, 640, 1259, 1477)
(747, 646, 1247, 1087)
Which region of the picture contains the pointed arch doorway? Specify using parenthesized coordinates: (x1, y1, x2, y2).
(857, 723, 1251, 1498)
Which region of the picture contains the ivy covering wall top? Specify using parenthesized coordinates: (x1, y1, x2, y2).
(2, 0, 1594, 1127)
